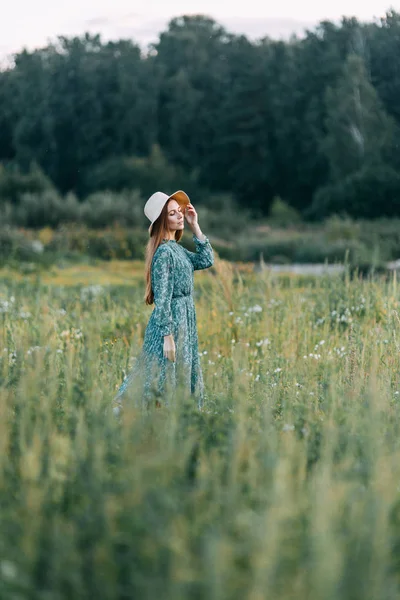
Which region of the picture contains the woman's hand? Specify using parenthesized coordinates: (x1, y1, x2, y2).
(184, 203, 198, 227)
(163, 334, 176, 362)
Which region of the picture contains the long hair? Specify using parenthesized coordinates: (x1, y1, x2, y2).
(144, 201, 183, 305)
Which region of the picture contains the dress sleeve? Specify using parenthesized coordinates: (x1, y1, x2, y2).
(151, 247, 174, 336)
(182, 234, 214, 271)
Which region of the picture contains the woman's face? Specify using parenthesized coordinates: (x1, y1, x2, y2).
(167, 200, 185, 232)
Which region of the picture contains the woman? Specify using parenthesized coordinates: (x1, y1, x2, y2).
(113, 190, 214, 414)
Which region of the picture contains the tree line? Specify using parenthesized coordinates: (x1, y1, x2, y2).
(0, 11, 400, 219)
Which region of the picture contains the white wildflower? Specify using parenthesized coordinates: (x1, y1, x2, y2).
(256, 338, 270, 347)
(282, 424, 295, 432)
(31, 240, 44, 254)
(248, 305, 263, 313)
(80, 284, 104, 301)
(19, 311, 32, 320)
(0, 560, 17, 580)
(26, 346, 41, 356)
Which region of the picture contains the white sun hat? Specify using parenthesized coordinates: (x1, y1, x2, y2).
(144, 190, 190, 235)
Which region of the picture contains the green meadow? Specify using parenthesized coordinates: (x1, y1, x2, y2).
(1, 257, 400, 599)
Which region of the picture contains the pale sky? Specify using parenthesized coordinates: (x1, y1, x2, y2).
(0, 0, 396, 59)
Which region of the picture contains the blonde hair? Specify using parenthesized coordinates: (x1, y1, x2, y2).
(144, 201, 183, 305)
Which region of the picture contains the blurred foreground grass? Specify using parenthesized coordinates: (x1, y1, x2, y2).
(1, 258, 400, 599)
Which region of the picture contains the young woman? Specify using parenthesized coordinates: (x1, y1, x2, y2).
(113, 190, 214, 414)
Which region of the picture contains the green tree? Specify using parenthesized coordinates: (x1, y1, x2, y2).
(323, 54, 396, 179)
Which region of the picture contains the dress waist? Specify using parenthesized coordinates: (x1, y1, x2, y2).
(172, 291, 191, 299)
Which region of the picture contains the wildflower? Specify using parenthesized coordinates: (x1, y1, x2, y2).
(26, 346, 41, 356)
(0, 300, 11, 313)
(0, 560, 17, 580)
(80, 284, 104, 301)
(31, 240, 44, 254)
(255, 374, 260, 382)
(248, 305, 263, 313)
(282, 424, 295, 432)
(19, 311, 32, 320)
(256, 338, 270, 347)
(274, 367, 282, 373)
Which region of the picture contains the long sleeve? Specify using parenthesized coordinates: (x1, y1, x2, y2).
(182, 234, 214, 271)
(151, 247, 174, 336)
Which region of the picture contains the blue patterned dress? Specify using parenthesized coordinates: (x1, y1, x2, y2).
(114, 234, 214, 410)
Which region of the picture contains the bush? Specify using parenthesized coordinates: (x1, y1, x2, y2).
(80, 191, 147, 228)
(13, 191, 80, 228)
(0, 162, 55, 204)
(268, 196, 302, 226)
(197, 194, 252, 236)
(0, 227, 48, 265)
(308, 164, 400, 220)
(46, 226, 148, 260)
(82, 145, 199, 198)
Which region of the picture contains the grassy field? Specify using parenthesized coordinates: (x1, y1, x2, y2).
(1, 257, 400, 599)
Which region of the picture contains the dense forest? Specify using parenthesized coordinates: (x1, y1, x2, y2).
(0, 11, 400, 219)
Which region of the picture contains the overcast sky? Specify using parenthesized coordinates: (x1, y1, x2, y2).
(0, 0, 396, 59)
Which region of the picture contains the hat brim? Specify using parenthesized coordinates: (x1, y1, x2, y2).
(148, 190, 191, 235)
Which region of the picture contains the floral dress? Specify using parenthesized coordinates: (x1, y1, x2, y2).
(114, 234, 214, 410)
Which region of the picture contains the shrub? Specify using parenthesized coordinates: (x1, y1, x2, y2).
(80, 191, 146, 228)
(197, 194, 252, 236)
(268, 196, 302, 226)
(0, 227, 48, 265)
(308, 164, 400, 220)
(46, 226, 148, 260)
(13, 191, 80, 228)
(82, 145, 199, 198)
(0, 162, 55, 204)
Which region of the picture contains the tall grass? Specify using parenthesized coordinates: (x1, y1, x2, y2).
(0, 261, 400, 599)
